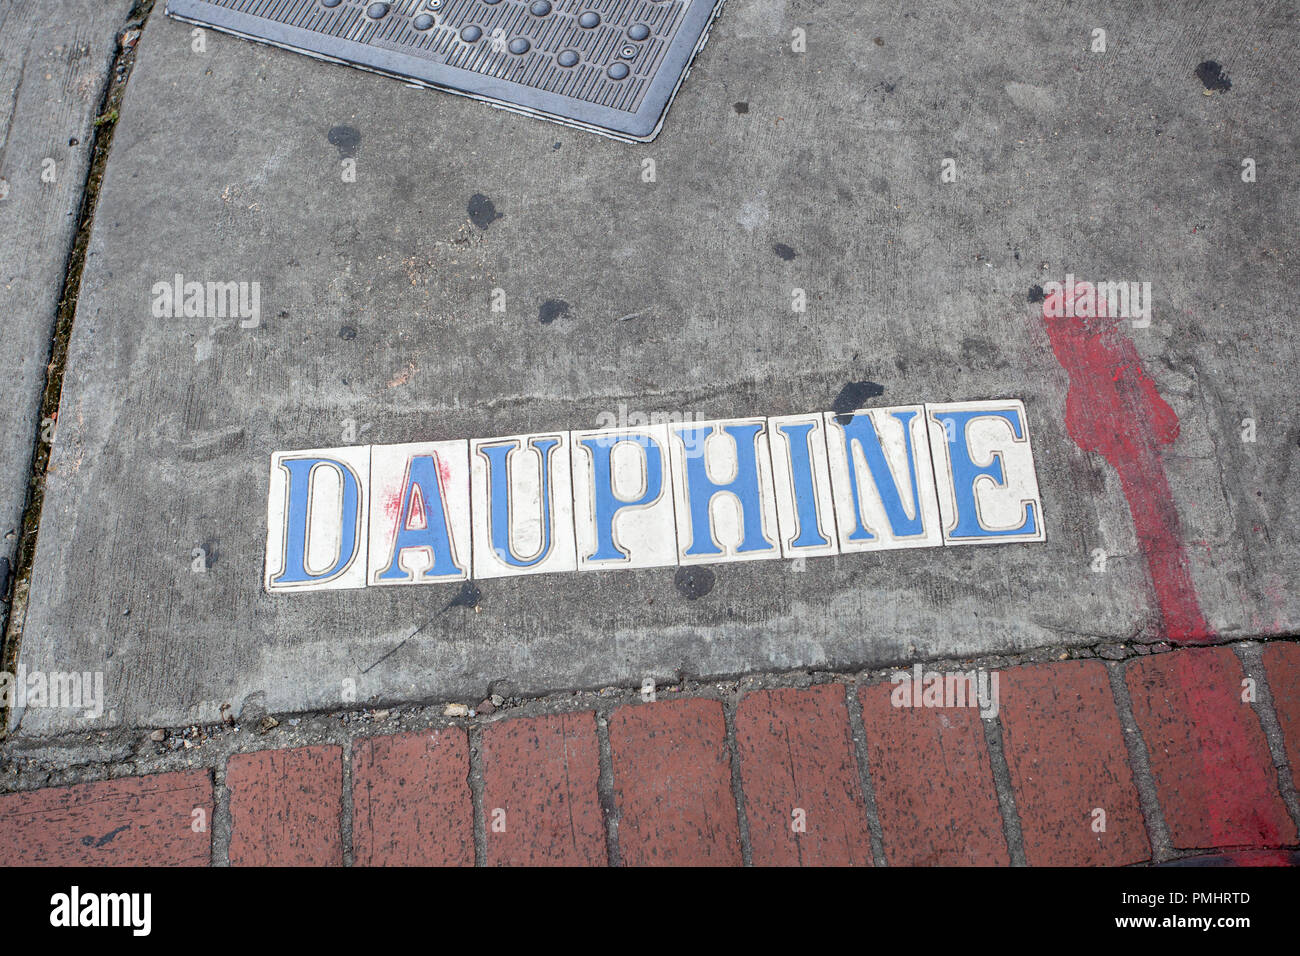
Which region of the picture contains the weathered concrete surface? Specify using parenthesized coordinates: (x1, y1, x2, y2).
(11, 0, 1299, 734)
(0, 0, 136, 627)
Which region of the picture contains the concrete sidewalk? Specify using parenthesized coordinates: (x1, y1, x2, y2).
(0, 0, 1297, 866)
(5, 0, 1298, 738)
(0, 0, 137, 635)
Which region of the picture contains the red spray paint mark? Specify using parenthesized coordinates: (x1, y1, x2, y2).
(382, 488, 404, 524)
(1159, 650, 1295, 849)
(1040, 285, 1281, 853)
(1041, 282, 1213, 643)
(382, 454, 450, 527)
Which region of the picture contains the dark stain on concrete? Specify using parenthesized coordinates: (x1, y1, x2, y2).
(1195, 61, 1231, 92)
(539, 299, 570, 325)
(674, 566, 715, 600)
(339, 324, 357, 340)
(832, 380, 886, 424)
(364, 581, 483, 674)
(445, 581, 481, 610)
(773, 243, 797, 261)
(327, 125, 361, 158)
(1028, 284, 1045, 303)
(961, 337, 1004, 367)
(733, 101, 749, 113)
(468, 193, 503, 229)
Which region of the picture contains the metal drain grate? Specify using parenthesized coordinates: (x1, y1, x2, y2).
(167, 0, 727, 142)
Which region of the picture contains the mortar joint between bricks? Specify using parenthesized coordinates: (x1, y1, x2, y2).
(212, 755, 232, 867)
(1232, 642, 1300, 837)
(721, 697, 754, 866)
(341, 737, 356, 867)
(981, 711, 1028, 866)
(1105, 659, 1174, 863)
(467, 723, 488, 867)
(593, 704, 621, 867)
(843, 684, 889, 867)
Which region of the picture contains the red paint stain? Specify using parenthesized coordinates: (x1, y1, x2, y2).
(382, 488, 403, 524)
(382, 454, 447, 528)
(1163, 650, 1293, 849)
(1041, 282, 1213, 643)
(1042, 285, 1269, 853)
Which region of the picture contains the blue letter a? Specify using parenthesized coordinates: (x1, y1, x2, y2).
(377, 454, 463, 582)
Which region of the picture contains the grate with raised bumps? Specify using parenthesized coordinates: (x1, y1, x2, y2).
(166, 0, 727, 141)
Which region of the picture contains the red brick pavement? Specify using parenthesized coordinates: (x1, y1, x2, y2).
(1127, 647, 1295, 849)
(608, 697, 742, 865)
(480, 711, 606, 866)
(227, 745, 342, 866)
(1264, 643, 1300, 793)
(0, 770, 211, 866)
(998, 660, 1149, 866)
(734, 685, 872, 866)
(353, 729, 474, 866)
(859, 679, 1009, 865)
(3, 642, 1299, 866)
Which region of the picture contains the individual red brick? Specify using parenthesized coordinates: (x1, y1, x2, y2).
(1263, 642, 1300, 790)
(352, 729, 473, 866)
(227, 745, 342, 866)
(734, 685, 872, 866)
(1127, 647, 1296, 849)
(608, 698, 741, 866)
(999, 660, 1150, 865)
(480, 712, 606, 866)
(0, 770, 212, 866)
(859, 679, 1009, 865)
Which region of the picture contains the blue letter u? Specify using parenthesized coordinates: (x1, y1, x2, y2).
(480, 437, 561, 568)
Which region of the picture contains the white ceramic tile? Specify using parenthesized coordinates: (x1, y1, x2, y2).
(367, 441, 471, 586)
(925, 399, 1047, 545)
(767, 413, 839, 559)
(265, 445, 371, 593)
(570, 425, 678, 571)
(470, 431, 577, 579)
(667, 417, 781, 565)
(824, 406, 943, 552)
